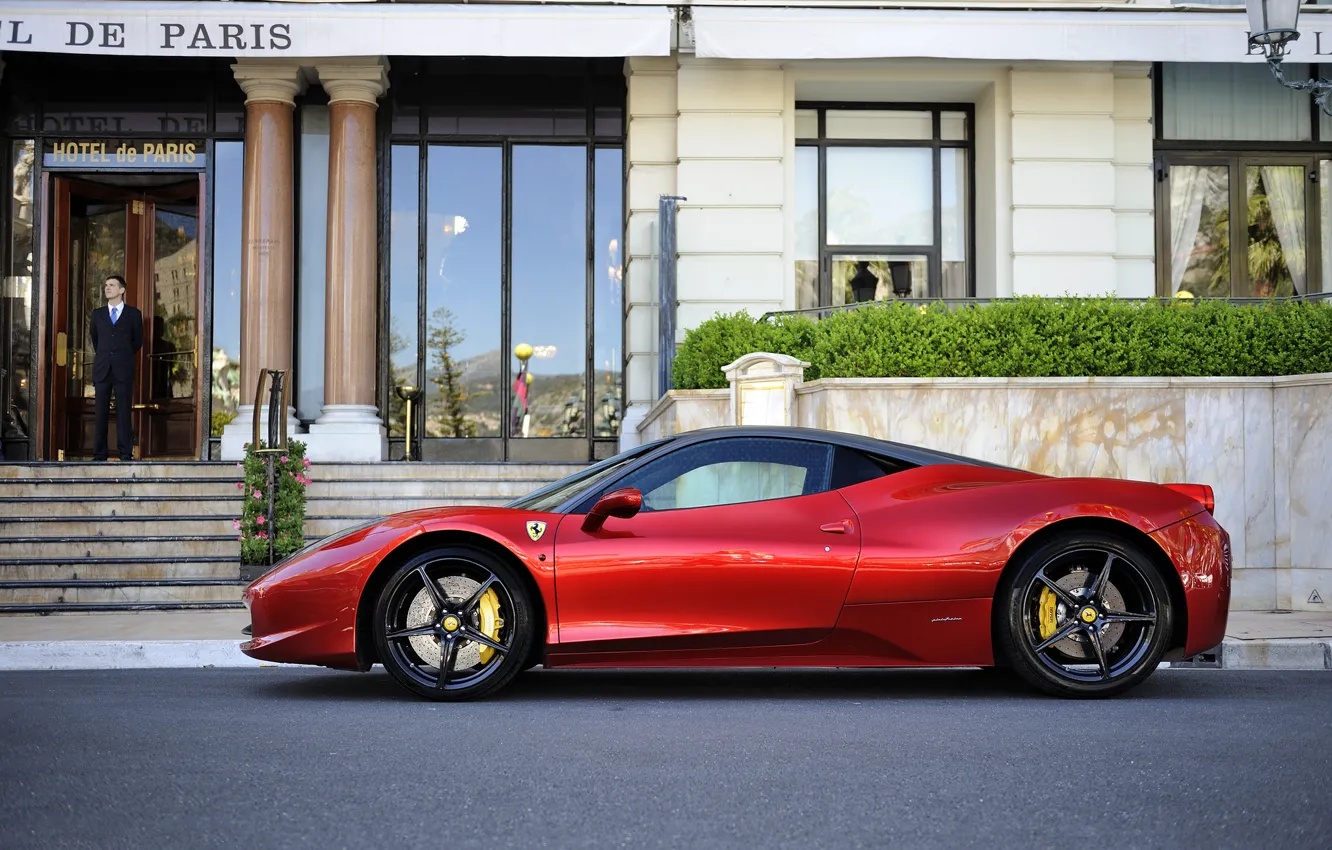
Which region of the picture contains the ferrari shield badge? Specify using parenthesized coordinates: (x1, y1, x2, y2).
(526, 521, 547, 542)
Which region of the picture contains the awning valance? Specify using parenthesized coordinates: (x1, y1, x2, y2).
(692, 7, 1328, 64)
(0, 1, 673, 58)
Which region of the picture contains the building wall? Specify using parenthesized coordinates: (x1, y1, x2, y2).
(621, 55, 1160, 418)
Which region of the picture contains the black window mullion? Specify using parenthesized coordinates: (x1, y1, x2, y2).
(584, 141, 595, 459)
(501, 141, 513, 460)
(1231, 156, 1247, 298)
(416, 142, 427, 436)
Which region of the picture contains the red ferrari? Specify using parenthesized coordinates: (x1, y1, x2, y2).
(241, 426, 1231, 700)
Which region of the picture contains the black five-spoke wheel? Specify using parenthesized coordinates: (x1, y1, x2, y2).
(373, 546, 534, 701)
(998, 532, 1173, 698)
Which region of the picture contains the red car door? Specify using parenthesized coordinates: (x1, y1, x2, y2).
(551, 437, 862, 651)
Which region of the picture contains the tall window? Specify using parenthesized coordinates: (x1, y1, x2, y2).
(1156, 62, 1332, 296)
(795, 104, 974, 309)
(385, 59, 624, 462)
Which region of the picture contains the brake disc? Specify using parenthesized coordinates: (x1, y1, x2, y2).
(405, 575, 505, 671)
(1036, 567, 1126, 660)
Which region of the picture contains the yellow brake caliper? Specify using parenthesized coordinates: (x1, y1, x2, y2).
(477, 588, 505, 665)
(1038, 587, 1059, 641)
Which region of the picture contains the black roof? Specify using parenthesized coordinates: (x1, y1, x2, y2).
(654, 426, 1009, 470)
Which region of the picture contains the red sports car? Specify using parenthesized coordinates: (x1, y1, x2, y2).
(241, 426, 1230, 700)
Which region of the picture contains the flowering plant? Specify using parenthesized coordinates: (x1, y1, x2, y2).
(236, 439, 310, 566)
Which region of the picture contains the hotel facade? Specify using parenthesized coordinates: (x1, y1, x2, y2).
(2, 0, 1330, 465)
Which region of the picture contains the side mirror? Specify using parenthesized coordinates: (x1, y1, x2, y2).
(581, 487, 642, 533)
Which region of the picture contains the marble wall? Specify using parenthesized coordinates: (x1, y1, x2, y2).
(638, 371, 1332, 612)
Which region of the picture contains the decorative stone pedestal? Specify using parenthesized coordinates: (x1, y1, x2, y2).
(302, 404, 387, 462)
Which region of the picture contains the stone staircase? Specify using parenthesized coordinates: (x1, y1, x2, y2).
(0, 461, 580, 613)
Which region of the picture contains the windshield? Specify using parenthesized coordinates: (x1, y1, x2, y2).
(505, 438, 671, 512)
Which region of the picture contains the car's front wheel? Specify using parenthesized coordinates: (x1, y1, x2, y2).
(996, 531, 1173, 698)
(373, 545, 534, 701)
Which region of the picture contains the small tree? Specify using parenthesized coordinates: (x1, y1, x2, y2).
(428, 306, 475, 438)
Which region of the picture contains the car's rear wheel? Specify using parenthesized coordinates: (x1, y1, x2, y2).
(373, 545, 534, 702)
(997, 532, 1172, 698)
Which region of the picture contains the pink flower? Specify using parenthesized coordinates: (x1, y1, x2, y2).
(232, 519, 241, 530)
(236, 481, 244, 490)
(236, 463, 243, 470)
(257, 531, 268, 540)
(303, 458, 311, 469)
(238, 534, 244, 541)
(252, 489, 262, 500)
(280, 455, 289, 463)
(256, 515, 266, 526)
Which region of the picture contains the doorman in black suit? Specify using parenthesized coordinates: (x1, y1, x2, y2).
(90, 275, 143, 461)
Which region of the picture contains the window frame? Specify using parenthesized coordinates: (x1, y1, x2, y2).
(381, 59, 626, 463)
(795, 101, 977, 304)
(571, 436, 836, 515)
(1153, 151, 1324, 297)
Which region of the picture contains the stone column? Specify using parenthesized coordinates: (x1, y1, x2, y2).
(304, 59, 389, 462)
(722, 352, 808, 427)
(222, 61, 306, 460)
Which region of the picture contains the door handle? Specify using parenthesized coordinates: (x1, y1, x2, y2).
(132, 403, 161, 411)
(820, 519, 854, 534)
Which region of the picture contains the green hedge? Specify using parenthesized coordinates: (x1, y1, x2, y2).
(671, 297, 1332, 389)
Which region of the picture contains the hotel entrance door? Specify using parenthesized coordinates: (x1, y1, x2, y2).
(47, 177, 203, 460)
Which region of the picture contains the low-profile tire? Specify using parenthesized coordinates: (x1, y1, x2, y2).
(996, 531, 1173, 699)
(373, 545, 535, 702)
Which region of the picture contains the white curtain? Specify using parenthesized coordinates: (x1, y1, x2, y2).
(1260, 166, 1307, 296)
(1169, 166, 1209, 294)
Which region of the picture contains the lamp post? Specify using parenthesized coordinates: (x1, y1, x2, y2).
(1247, 0, 1332, 114)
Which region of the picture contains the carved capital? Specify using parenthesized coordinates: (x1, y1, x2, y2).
(231, 60, 308, 107)
(316, 58, 390, 106)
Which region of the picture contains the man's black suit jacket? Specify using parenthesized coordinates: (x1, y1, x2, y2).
(90, 303, 143, 385)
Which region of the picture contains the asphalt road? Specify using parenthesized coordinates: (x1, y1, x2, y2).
(2, 668, 1330, 849)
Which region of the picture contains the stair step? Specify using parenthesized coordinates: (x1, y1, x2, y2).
(0, 537, 243, 560)
(0, 516, 382, 539)
(0, 560, 241, 581)
(0, 480, 243, 498)
(0, 462, 238, 480)
(0, 461, 581, 480)
(0, 601, 244, 613)
(0, 497, 249, 518)
(0, 583, 244, 605)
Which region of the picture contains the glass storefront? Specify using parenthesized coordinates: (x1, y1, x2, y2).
(384, 59, 625, 462)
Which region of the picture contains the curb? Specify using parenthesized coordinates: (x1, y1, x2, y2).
(1, 638, 1330, 672)
(0, 640, 297, 670)
(1221, 638, 1332, 671)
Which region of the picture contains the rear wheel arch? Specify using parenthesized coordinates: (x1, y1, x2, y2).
(354, 529, 549, 672)
(990, 516, 1189, 664)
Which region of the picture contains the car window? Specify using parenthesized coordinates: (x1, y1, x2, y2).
(603, 437, 833, 512)
(506, 438, 671, 512)
(829, 447, 912, 490)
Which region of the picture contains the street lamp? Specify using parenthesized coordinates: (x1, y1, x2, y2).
(1247, 0, 1332, 114)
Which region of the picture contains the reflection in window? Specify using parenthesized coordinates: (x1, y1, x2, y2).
(2, 140, 35, 457)
(593, 149, 624, 438)
(795, 147, 819, 310)
(1168, 164, 1230, 297)
(827, 148, 933, 246)
(512, 146, 587, 439)
(617, 438, 832, 512)
(211, 142, 243, 439)
(296, 106, 329, 420)
(150, 205, 198, 402)
(1246, 165, 1305, 297)
(424, 146, 502, 438)
(833, 256, 928, 304)
(387, 146, 419, 439)
(1323, 160, 1332, 293)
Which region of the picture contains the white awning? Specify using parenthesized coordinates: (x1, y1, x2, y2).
(692, 7, 1331, 64)
(0, 1, 673, 58)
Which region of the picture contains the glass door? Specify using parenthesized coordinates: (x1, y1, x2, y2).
(47, 177, 202, 460)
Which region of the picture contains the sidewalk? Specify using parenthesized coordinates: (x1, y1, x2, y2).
(0, 609, 1327, 671)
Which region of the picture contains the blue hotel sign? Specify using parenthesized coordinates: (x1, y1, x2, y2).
(43, 140, 206, 170)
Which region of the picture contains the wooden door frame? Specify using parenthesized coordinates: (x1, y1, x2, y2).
(44, 175, 206, 460)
